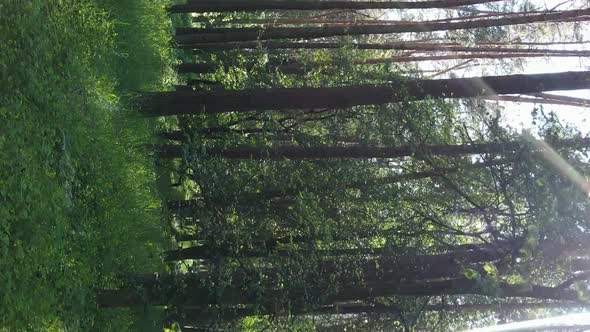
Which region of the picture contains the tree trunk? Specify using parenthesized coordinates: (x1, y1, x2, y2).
(156, 137, 590, 160)
(359, 52, 590, 64)
(269, 53, 590, 74)
(189, 40, 458, 51)
(176, 63, 217, 74)
(485, 40, 590, 46)
(100, 276, 580, 308)
(192, 17, 435, 26)
(169, 0, 503, 13)
(101, 245, 508, 308)
(482, 95, 590, 108)
(330, 278, 581, 304)
(323, 301, 590, 315)
(529, 93, 590, 107)
(181, 301, 590, 323)
(174, 8, 590, 44)
(189, 40, 590, 56)
(191, 10, 562, 26)
(140, 71, 590, 116)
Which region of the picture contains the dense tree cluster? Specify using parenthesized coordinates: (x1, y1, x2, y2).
(100, 1, 590, 331)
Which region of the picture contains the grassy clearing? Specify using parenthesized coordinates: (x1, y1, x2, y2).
(0, 0, 174, 330)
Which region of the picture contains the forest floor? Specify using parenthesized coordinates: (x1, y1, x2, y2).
(0, 1, 177, 330)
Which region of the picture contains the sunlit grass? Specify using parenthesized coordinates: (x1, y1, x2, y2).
(0, 0, 174, 330)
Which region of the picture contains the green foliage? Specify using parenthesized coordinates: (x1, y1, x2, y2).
(94, 0, 175, 92)
(161, 7, 590, 332)
(0, 0, 173, 330)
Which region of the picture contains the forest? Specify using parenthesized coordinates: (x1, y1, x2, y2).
(2, 0, 590, 331)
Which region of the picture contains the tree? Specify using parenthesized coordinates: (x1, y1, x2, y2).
(137, 3, 590, 331)
(97, 274, 585, 308)
(187, 40, 590, 55)
(176, 63, 218, 74)
(169, 0, 504, 13)
(174, 8, 590, 44)
(262, 51, 590, 73)
(141, 71, 590, 115)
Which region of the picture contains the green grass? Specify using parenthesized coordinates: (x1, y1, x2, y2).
(0, 0, 174, 330)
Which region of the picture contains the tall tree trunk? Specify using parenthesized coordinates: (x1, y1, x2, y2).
(270, 53, 590, 74)
(169, 0, 503, 13)
(192, 17, 434, 26)
(265, 52, 588, 75)
(174, 8, 590, 44)
(192, 17, 415, 26)
(176, 63, 217, 74)
(141, 71, 590, 116)
(185, 12, 590, 35)
(358, 52, 590, 64)
(528, 93, 590, 107)
(99, 276, 581, 308)
(190, 40, 459, 51)
(191, 10, 565, 26)
(156, 137, 590, 160)
(330, 279, 581, 304)
(163, 239, 509, 262)
(189, 40, 590, 56)
(181, 301, 590, 323)
(324, 301, 590, 315)
(484, 40, 590, 46)
(101, 245, 509, 307)
(482, 95, 590, 108)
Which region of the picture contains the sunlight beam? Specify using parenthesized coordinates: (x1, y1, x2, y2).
(523, 131, 590, 195)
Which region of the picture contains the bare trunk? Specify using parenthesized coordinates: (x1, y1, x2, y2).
(191, 10, 563, 26)
(189, 40, 590, 52)
(181, 301, 590, 323)
(140, 71, 590, 116)
(482, 95, 590, 108)
(192, 17, 416, 26)
(102, 276, 579, 308)
(331, 280, 581, 304)
(267, 52, 588, 74)
(176, 63, 217, 74)
(174, 8, 590, 44)
(528, 93, 590, 107)
(359, 52, 590, 64)
(170, 0, 503, 13)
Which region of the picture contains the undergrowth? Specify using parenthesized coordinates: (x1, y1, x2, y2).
(0, 0, 174, 330)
